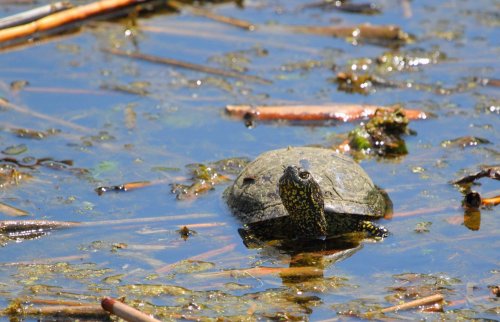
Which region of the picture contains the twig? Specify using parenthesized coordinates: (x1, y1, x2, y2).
(101, 297, 161, 322)
(3, 304, 109, 317)
(225, 104, 427, 122)
(0, 2, 73, 30)
(284, 23, 409, 42)
(27, 298, 93, 306)
(0, 201, 29, 217)
(167, 0, 254, 30)
(103, 48, 272, 85)
(379, 293, 444, 313)
(156, 243, 236, 274)
(194, 266, 324, 279)
(0, 220, 80, 232)
(482, 195, 500, 206)
(83, 213, 215, 227)
(0, 98, 93, 134)
(0, 0, 146, 43)
(391, 206, 449, 218)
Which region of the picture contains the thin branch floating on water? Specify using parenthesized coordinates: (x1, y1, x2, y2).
(225, 104, 428, 122)
(2, 303, 109, 318)
(379, 293, 444, 314)
(0, 98, 92, 134)
(0, 1, 73, 30)
(103, 48, 272, 85)
(0, 220, 80, 233)
(101, 297, 161, 322)
(0, 0, 147, 44)
(167, 0, 255, 30)
(283, 23, 410, 43)
(194, 266, 324, 279)
(156, 243, 236, 274)
(0, 202, 29, 217)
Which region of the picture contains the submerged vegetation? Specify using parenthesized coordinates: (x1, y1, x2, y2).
(0, 0, 498, 320)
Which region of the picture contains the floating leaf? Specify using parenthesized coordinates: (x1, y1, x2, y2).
(1, 144, 27, 155)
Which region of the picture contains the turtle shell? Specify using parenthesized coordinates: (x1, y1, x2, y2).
(224, 147, 389, 225)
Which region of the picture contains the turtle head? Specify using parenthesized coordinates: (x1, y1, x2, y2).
(278, 165, 328, 239)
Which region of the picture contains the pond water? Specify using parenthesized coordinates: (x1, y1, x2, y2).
(0, 0, 498, 320)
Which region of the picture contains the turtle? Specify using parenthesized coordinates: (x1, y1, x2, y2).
(224, 146, 391, 240)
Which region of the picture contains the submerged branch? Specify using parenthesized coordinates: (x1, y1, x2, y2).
(284, 23, 410, 43)
(0, 98, 92, 134)
(167, 0, 254, 30)
(194, 266, 324, 279)
(156, 243, 236, 274)
(103, 48, 272, 85)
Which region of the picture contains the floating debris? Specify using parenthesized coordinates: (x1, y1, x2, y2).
(95, 181, 152, 196)
(177, 226, 197, 241)
(441, 136, 491, 148)
(1, 144, 27, 155)
(335, 71, 397, 94)
(171, 158, 249, 200)
(11, 128, 60, 140)
(414, 221, 432, 233)
(346, 107, 411, 157)
(452, 166, 500, 185)
(376, 50, 447, 72)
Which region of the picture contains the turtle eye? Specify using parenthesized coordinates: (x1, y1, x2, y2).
(299, 171, 310, 179)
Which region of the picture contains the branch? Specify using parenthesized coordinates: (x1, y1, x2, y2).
(226, 104, 427, 122)
(0, 0, 146, 43)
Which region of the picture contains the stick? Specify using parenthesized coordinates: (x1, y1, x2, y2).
(482, 195, 500, 206)
(380, 294, 444, 313)
(8, 304, 108, 317)
(194, 266, 324, 279)
(103, 48, 272, 85)
(0, 98, 93, 134)
(0, 0, 146, 43)
(0, 202, 29, 217)
(0, 220, 80, 232)
(167, 0, 254, 30)
(101, 297, 161, 322)
(156, 243, 236, 273)
(83, 213, 215, 227)
(225, 104, 427, 122)
(0, 2, 73, 30)
(285, 23, 408, 41)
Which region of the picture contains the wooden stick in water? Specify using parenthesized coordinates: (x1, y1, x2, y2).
(0, 98, 93, 134)
(380, 294, 444, 313)
(226, 104, 427, 122)
(101, 297, 161, 322)
(103, 48, 272, 85)
(0, 0, 146, 43)
(0, 1, 73, 30)
(167, 0, 255, 30)
(156, 243, 236, 274)
(6, 304, 108, 317)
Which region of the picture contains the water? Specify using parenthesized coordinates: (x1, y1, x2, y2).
(0, 0, 498, 320)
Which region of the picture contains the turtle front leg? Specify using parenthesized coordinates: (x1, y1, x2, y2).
(358, 220, 388, 238)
